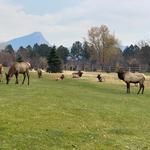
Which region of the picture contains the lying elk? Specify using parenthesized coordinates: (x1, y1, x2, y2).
(56, 74, 64, 81)
(72, 71, 83, 78)
(5, 62, 31, 85)
(117, 69, 145, 94)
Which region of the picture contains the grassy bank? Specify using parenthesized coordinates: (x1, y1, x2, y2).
(0, 73, 150, 150)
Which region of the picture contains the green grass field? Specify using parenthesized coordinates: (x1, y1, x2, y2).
(0, 73, 150, 150)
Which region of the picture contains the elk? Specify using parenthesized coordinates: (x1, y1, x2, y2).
(5, 62, 30, 85)
(117, 69, 145, 94)
(72, 71, 83, 78)
(37, 69, 42, 78)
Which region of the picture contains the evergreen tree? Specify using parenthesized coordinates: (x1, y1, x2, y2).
(123, 45, 135, 58)
(56, 45, 69, 64)
(139, 45, 150, 65)
(82, 41, 91, 60)
(4, 44, 14, 54)
(26, 45, 33, 52)
(16, 54, 23, 62)
(39, 44, 52, 57)
(26, 45, 33, 57)
(71, 41, 83, 60)
(33, 43, 40, 56)
(47, 46, 62, 73)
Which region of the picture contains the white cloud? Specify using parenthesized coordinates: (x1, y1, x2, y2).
(0, 0, 150, 46)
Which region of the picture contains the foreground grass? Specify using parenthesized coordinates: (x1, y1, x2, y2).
(0, 73, 150, 150)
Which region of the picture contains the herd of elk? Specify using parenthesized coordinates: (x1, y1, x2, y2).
(0, 62, 147, 94)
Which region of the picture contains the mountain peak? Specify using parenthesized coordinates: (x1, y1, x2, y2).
(31, 32, 43, 36)
(5, 32, 49, 50)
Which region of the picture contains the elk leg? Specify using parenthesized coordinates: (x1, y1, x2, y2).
(26, 71, 30, 85)
(22, 73, 26, 84)
(126, 83, 128, 93)
(126, 83, 130, 93)
(137, 84, 142, 94)
(141, 84, 144, 94)
(15, 73, 19, 84)
(0, 74, 3, 82)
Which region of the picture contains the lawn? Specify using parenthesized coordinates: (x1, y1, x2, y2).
(0, 72, 150, 150)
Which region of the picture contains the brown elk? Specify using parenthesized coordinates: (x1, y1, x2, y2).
(5, 62, 31, 85)
(97, 74, 102, 82)
(37, 69, 42, 78)
(72, 71, 83, 78)
(117, 68, 145, 94)
(56, 74, 64, 81)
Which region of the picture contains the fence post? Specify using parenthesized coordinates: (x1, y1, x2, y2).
(139, 66, 141, 72)
(128, 67, 131, 72)
(109, 66, 111, 72)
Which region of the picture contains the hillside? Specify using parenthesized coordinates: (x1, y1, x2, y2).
(0, 32, 49, 50)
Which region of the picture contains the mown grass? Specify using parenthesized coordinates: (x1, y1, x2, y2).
(0, 73, 150, 150)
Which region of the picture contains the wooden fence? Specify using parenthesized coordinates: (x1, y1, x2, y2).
(98, 66, 150, 73)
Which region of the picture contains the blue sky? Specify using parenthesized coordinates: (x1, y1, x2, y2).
(0, 0, 150, 47)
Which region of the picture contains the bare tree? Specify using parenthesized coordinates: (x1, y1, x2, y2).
(17, 47, 30, 62)
(38, 57, 48, 69)
(0, 52, 15, 66)
(87, 25, 119, 69)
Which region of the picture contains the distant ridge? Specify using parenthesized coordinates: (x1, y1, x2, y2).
(0, 32, 49, 50)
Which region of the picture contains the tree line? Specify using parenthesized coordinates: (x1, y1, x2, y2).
(0, 25, 150, 72)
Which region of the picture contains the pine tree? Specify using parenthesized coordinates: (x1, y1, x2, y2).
(16, 54, 23, 62)
(4, 44, 14, 54)
(56, 45, 69, 64)
(47, 46, 62, 73)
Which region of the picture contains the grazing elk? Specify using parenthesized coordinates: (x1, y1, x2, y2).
(5, 62, 31, 85)
(72, 71, 83, 78)
(117, 68, 145, 94)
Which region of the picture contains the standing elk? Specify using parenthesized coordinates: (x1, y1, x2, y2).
(97, 74, 102, 82)
(117, 68, 145, 94)
(37, 69, 42, 78)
